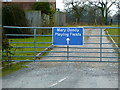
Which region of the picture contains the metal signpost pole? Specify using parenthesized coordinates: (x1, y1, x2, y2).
(67, 45, 69, 60)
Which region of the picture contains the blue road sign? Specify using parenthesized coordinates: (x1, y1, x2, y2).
(52, 27, 84, 45)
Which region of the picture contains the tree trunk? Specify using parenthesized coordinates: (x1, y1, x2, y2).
(101, 9, 105, 25)
(105, 9, 108, 25)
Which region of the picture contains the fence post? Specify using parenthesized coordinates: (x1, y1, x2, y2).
(34, 29, 37, 61)
(100, 28, 102, 61)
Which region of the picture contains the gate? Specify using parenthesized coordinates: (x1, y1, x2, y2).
(2, 26, 120, 62)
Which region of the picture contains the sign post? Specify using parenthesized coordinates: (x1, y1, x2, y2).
(52, 27, 84, 60)
(67, 45, 69, 60)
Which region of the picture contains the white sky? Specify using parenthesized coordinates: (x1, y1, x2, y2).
(56, 0, 118, 15)
(3, 0, 118, 15)
(56, 0, 65, 11)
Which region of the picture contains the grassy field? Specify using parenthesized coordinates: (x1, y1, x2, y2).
(2, 36, 52, 76)
(105, 25, 119, 47)
(3, 36, 52, 61)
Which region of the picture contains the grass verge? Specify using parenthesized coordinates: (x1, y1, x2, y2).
(3, 36, 52, 61)
(2, 62, 29, 77)
(105, 25, 119, 47)
(2, 36, 52, 77)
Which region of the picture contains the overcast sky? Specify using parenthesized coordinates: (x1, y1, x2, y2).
(56, 0, 118, 16)
(56, 0, 65, 11)
(3, 0, 118, 15)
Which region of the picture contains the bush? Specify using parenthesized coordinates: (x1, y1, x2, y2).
(2, 4, 31, 34)
(32, 2, 51, 15)
(2, 34, 14, 61)
(32, 2, 55, 26)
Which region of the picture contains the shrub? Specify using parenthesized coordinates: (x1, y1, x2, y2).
(2, 4, 31, 34)
(2, 34, 14, 61)
(32, 2, 51, 15)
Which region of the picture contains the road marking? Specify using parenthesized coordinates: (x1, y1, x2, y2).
(50, 76, 68, 87)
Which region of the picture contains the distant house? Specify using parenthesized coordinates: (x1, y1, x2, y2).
(3, 0, 56, 2)
(2, 0, 66, 26)
(2, 0, 56, 10)
(49, 2, 56, 9)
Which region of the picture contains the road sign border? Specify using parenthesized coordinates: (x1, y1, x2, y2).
(52, 27, 84, 46)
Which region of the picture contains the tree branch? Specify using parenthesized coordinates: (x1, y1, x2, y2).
(107, 1, 116, 10)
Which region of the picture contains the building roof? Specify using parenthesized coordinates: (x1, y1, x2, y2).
(2, 0, 56, 2)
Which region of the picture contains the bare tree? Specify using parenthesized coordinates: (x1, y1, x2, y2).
(115, 1, 120, 9)
(64, 0, 86, 24)
(87, 0, 116, 25)
(114, 1, 120, 25)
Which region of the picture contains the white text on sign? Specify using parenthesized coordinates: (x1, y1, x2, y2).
(55, 28, 82, 37)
